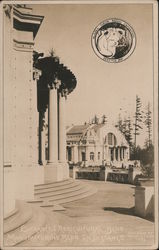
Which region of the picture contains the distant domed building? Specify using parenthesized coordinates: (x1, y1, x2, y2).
(66, 123, 130, 168)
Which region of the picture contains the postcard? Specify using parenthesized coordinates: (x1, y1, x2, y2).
(1, 0, 158, 249)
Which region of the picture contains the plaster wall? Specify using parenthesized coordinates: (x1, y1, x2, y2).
(3, 6, 43, 214)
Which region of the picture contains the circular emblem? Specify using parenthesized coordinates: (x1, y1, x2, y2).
(91, 18, 136, 63)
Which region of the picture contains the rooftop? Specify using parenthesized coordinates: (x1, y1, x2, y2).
(67, 124, 89, 135)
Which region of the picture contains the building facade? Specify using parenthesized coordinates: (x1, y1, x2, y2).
(3, 4, 76, 215)
(67, 123, 130, 167)
(3, 4, 44, 215)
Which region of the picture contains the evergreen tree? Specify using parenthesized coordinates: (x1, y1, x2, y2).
(144, 102, 152, 147)
(122, 117, 127, 136)
(116, 115, 133, 147)
(115, 113, 123, 133)
(125, 117, 133, 146)
(134, 95, 143, 147)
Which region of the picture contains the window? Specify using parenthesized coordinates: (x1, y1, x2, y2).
(108, 133, 113, 145)
(82, 152, 85, 161)
(107, 133, 116, 146)
(90, 152, 94, 161)
(68, 147, 72, 161)
(98, 152, 100, 160)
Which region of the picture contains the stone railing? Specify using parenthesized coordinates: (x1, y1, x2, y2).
(135, 185, 154, 219)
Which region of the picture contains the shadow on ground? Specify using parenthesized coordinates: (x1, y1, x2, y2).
(103, 206, 154, 222)
(104, 206, 135, 215)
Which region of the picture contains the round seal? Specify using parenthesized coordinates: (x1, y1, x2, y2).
(91, 18, 136, 63)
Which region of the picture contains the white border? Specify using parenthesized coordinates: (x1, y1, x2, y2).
(0, 1, 158, 249)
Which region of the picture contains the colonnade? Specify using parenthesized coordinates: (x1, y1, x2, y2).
(110, 146, 126, 161)
(67, 144, 128, 165)
(38, 79, 67, 167)
(34, 54, 77, 181)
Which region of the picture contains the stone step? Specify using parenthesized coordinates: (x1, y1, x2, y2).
(35, 181, 81, 195)
(27, 199, 43, 204)
(16, 210, 66, 247)
(36, 183, 87, 199)
(4, 204, 46, 246)
(34, 180, 97, 206)
(39, 189, 97, 207)
(3, 181, 97, 247)
(4, 202, 33, 234)
(47, 185, 94, 203)
(40, 201, 54, 207)
(50, 188, 97, 205)
(4, 207, 19, 220)
(52, 204, 66, 211)
(34, 178, 73, 190)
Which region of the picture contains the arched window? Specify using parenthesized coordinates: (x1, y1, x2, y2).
(90, 152, 94, 161)
(107, 133, 117, 146)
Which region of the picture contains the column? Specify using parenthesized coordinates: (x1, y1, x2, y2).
(59, 89, 67, 163)
(118, 147, 120, 161)
(73, 145, 78, 163)
(108, 147, 111, 161)
(41, 121, 46, 165)
(48, 83, 59, 164)
(94, 145, 97, 165)
(38, 110, 46, 165)
(38, 111, 43, 165)
(33, 69, 42, 165)
(123, 148, 125, 160)
(85, 145, 89, 166)
(113, 147, 116, 161)
(120, 147, 122, 161)
(105, 146, 108, 161)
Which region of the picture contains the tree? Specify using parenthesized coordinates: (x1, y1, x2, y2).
(115, 113, 123, 133)
(130, 143, 154, 177)
(141, 144, 154, 178)
(134, 95, 143, 147)
(144, 102, 152, 147)
(124, 117, 133, 146)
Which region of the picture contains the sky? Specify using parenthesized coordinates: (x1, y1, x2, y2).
(31, 3, 154, 146)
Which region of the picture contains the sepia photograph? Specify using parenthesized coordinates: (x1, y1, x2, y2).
(1, 0, 158, 249)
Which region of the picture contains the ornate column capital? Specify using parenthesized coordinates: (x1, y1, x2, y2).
(49, 78, 61, 90)
(33, 68, 42, 81)
(60, 88, 68, 98)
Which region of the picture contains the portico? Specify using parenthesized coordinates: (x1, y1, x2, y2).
(34, 57, 77, 182)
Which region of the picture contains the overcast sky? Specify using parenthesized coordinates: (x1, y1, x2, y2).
(31, 3, 154, 146)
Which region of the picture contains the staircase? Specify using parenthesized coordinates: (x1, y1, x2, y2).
(34, 178, 97, 205)
(3, 201, 46, 246)
(3, 178, 97, 247)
